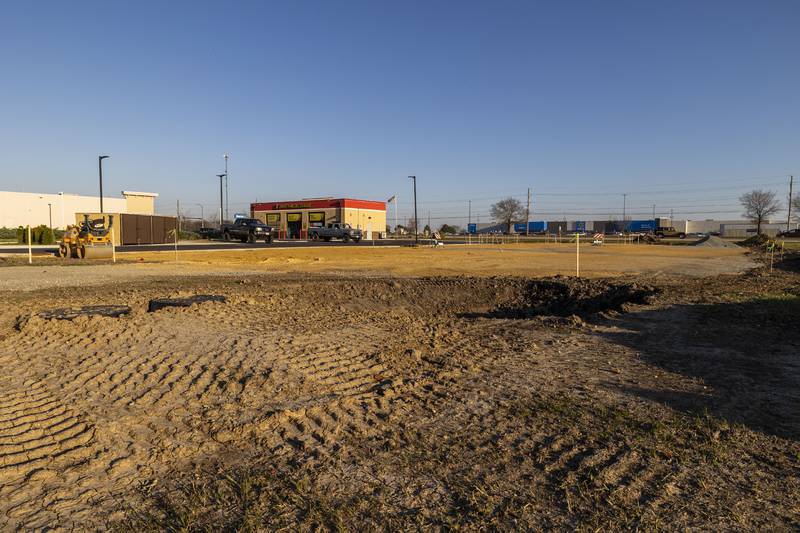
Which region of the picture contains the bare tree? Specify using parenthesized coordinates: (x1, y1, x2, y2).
(739, 189, 781, 235)
(490, 197, 525, 233)
(792, 194, 800, 222)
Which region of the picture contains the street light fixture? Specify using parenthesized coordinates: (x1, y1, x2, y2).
(98, 155, 110, 212)
(217, 173, 227, 227)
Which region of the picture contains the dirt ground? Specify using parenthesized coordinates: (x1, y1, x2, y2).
(0, 245, 797, 530)
(0, 243, 756, 292)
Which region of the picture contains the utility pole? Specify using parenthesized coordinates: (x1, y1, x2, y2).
(468, 200, 471, 228)
(427, 210, 431, 234)
(409, 176, 418, 245)
(652, 204, 656, 220)
(670, 208, 674, 222)
(525, 188, 531, 236)
(622, 193, 627, 232)
(788, 175, 794, 231)
(223, 154, 229, 221)
(47, 203, 52, 231)
(177, 199, 181, 233)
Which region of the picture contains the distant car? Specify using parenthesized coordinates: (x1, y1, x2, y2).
(777, 228, 800, 238)
(197, 227, 220, 239)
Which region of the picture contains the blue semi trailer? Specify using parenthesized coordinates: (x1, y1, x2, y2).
(513, 221, 547, 233)
(626, 219, 657, 233)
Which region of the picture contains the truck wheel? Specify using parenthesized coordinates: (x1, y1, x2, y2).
(342, 234, 350, 242)
(265, 235, 273, 244)
(247, 233, 256, 243)
(679, 233, 686, 239)
(311, 233, 318, 241)
(223, 232, 231, 241)
(353, 237, 361, 243)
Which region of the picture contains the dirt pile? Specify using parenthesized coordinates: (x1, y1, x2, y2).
(738, 234, 771, 248)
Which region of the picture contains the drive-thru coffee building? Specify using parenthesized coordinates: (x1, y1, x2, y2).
(251, 198, 386, 239)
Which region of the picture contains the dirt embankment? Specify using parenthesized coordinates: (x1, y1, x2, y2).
(0, 265, 797, 530)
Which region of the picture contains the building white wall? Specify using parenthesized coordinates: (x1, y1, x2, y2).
(684, 219, 749, 234)
(0, 191, 148, 229)
(720, 223, 797, 238)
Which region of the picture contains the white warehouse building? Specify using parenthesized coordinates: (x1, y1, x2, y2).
(0, 190, 158, 230)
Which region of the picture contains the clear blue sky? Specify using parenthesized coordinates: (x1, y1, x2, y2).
(1, 0, 798, 225)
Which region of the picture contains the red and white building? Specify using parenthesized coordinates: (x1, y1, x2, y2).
(251, 198, 386, 239)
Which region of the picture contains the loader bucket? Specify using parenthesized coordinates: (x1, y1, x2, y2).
(79, 245, 113, 259)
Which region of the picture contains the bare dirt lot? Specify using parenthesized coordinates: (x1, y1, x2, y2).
(0, 245, 797, 530)
(0, 243, 756, 291)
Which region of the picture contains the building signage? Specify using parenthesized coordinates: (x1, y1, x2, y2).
(467, 223, 477, 234)
(273, 203, 311, 210)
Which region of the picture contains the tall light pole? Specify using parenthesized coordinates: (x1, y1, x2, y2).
(47, 203, 52, 230)
(788, 175, 794, 232)
(223, 154, 229, 221)
(98, 155, 110, 213)
(217, 173, 226, 226)
(409, 176, 418, 244)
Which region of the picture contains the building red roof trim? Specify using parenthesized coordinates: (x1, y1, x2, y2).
(251, 198, 385, 211)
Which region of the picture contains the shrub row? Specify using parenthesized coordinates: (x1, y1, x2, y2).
(16, 225, 56, 245)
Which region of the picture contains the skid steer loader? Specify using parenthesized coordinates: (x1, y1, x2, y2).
(58, 214, 115, 259)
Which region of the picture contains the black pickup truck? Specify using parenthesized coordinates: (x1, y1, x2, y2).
(308, 222, 362, 242)
(221, 218, 277, 243)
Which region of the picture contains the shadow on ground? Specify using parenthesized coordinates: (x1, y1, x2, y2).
(601, 295, 800, 440)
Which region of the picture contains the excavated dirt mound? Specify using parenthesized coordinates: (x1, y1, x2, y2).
(483, 277, 658, 318)
(0, 273, 797, 530)
(15, 304, 131, 330)
(148, 294, 226, 312)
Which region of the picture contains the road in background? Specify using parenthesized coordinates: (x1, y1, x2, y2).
(0, 239, 466, 256)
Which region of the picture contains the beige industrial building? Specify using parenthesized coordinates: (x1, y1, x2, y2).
(251, 198, 387, 239)
(0, 190, 157, 229)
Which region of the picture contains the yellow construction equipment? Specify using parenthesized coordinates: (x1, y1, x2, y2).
(58, 215, 114, 259)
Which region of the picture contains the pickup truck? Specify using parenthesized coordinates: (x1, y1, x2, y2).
(655, 226, 686, 239)
(308, 223, 362, 242)
(221, 218, 276, 243)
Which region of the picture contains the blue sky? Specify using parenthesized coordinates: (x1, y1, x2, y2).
(1, 1, 798, 225)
